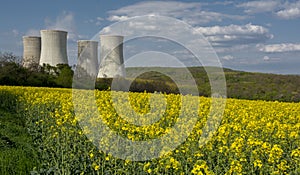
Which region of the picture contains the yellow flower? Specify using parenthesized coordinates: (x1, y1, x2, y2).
(268, 144, 283, 164)
(191, 160, 214, 175)
(291, 148, 300, 161)
(253, 159, 262, 169)
(277, 160, 289, 172)
(89, 153, 94, 159)
(289, 131, 298, 139)
(229, 160, 242, 174)
(94, 165, 100, 171)
(147, 169, 152, 173)
(143, 162, 151, 172)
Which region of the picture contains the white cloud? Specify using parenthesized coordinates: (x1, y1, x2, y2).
(196, 23, 269, 35)
(277, 7, 300, 19)
(276, 1, 300, 19)
(96, 17, 104, 21)
(107, 1, 246, 24)
(95, 17, 104, 26)
(86, 17, 104, 26)
(258, 43, 300, 52)
(263, 55, 270, 61)
(108, 1, 201, 17)
(237, 0, 280, 14)
(214, 44, 251, 53)
(25, 11, 78, 40)
(44, 11, 77, 41)
(95, 21, 101, 26)
(262, 55, 281, 62)
(237, 0, 300, 19)
(128, 21, 157, 30)
(77, 34, 89, 40)
(195, 23, 273, 45)
(108, 15, 131, 21)
(222, 55, 234, 60)
(45, 11, 74, 30)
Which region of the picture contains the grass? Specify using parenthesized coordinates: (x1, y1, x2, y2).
(0, 107, 37, 174)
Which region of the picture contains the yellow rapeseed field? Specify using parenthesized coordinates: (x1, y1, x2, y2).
(0, 86, 299, 174)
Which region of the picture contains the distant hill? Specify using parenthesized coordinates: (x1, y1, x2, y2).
(1, 54, 299, 102)
(125, 67, 300, 102)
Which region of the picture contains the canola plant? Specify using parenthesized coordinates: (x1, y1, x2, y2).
(0, 86, 299, 174)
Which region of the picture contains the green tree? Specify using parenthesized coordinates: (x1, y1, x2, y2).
(54, 64, 74, 88)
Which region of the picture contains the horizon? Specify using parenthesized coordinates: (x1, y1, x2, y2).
(124, 66, 300, 76)
(1, 0, 300, 75)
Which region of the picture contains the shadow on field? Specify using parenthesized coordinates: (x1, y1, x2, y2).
(0, 91, 38, 175)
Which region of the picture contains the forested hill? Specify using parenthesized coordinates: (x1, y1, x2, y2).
(126, 67, 300, 102)
(0, 53, 299, 102)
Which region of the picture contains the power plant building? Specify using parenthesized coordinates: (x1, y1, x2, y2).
(98, 35, 125, 78)
(22, 36, 41, 68)
(22, 30, 127, 78)
(39, 30, 68, 66)
(77, 40, 98, 77)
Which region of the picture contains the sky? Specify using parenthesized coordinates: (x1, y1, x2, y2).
(0, 0, 300, 75)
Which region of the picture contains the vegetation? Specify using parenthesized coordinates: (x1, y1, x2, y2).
(1, 52, 299, 174)
(0, 52, 73, 88)
(1, 52, 300, 102)
(0, 86, 299, 174)
(126, 67, 300, 102)
(0, 91, 38, 174)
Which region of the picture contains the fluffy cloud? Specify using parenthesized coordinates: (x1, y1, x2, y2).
(45, 11, 74, 31)
(214, 44, 251, 53)
(87, 17, 104, 26)
(45, 11, 77, 41)
(276, 1, 300, 19)
(222, 55, 234, 60)
(108, 1, 201, 17)
(195, 23, 273, 46)
(107, 1, 245, 24)
(105, 1, 271, 54)
(107, 15, 131, 22)
(263, 55, 270, 61)
(25, 11, 78, 41)
(237, 0, 280, 13)
(277, 7, 300, 19)
(237, 0, 300, 19)
(258, 43, 300, 52)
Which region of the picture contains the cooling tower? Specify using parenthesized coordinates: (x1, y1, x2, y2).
(39, 30, 68, 66)
(77, 40, 98, 77)
(98, 35, 125, 78)
(22, 36, 41, 68)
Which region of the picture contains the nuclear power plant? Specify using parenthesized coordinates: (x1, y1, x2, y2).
(77, 40, 98, 77)
(97, 35, 126, 78)
(22, 36, 41, 68)
(39, 30, 68, 66)
(22, 30, 126, 78)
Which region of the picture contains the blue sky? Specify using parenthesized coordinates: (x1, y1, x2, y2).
(1, 0, 300, 74)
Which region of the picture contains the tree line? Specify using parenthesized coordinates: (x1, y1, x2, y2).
(1, 52, 299, 102)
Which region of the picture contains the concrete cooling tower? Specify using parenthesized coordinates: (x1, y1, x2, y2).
(39, 30, 68, 66)
(98, 35, 125, 78)
(22, 36, 41, 68)
(77, 40, 98, 77)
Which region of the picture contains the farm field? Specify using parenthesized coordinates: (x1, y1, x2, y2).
(0, 86, 299, 174)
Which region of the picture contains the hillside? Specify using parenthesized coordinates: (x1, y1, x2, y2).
(1, 54, 299, 102)
(126, 67, 300, 102)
